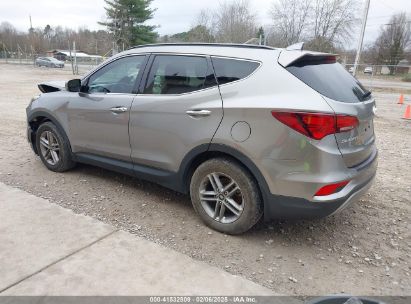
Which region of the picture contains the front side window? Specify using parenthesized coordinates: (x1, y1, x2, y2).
(144, 55, 213, 95)
(211, 57, 260, 85)
(87, 56, 145, 94)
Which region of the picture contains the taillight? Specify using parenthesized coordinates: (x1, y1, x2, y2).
(314, 181, 349, 196)
(336, 115, 359, 132)
(271, 111, 358, 140)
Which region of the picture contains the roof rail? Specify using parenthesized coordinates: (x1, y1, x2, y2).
(128, 43, 276, 51)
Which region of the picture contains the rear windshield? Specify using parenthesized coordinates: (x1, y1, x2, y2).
(286, 56, 371, 103)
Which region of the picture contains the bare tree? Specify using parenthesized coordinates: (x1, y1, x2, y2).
(213, 0, 257, 43)
(308, 0, 359, 51)
(0, 22, 18, 50)
(187, 9, 214, 42)
(369, 12, 410, 73)
(268, 0, 359, 51)
(0, 21, 113, 57)
(269, 0, 310, 47)
(196, 9, 213, 30)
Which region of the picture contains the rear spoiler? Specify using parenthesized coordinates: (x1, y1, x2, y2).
(278, 50, 338, 68)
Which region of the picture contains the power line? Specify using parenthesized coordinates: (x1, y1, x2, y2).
(384, 21, 411, 26)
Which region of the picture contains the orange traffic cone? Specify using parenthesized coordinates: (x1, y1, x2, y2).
(403, 105, 411, 120)
(398, 94, 404, 105)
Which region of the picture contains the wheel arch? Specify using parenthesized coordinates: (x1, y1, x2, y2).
(28, 111, 72, 156)
(179, 144, 270, 209)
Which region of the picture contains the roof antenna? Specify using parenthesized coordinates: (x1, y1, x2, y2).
(286, 42, 304, 51)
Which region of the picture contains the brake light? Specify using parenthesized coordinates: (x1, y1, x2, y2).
(323, 56, 337, 64)
(271, 111, 358, 140)
(314, 181, 349, 196)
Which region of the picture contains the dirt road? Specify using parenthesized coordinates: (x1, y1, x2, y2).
(0, 64, 410, 295)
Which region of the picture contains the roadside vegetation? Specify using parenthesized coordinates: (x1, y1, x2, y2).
(402, 74, 411, 82)
(0, 0, 409, 72)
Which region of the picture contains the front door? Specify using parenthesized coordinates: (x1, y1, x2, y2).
(67, 55, 147, 162)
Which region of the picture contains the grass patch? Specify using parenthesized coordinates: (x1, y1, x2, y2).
(402, 74, 411, 82)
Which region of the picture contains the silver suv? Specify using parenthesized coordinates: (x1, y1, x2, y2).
(26, 43, 377, 234)
(35, 57, 65, 68)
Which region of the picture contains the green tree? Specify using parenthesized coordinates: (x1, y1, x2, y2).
(99, 0, 157, 48)
(170, 32, 189, 42)
(171, 26, 214, 43)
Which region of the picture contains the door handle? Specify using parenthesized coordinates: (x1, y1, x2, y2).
(110, 106, 128, 113)
(186, 110, 211, 118)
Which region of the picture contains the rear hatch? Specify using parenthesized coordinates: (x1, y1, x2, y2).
(279, 51, 376, 168)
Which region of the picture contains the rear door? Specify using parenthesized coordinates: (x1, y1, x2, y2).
(284, 54, 376, 167)
(129, 54, 223, 172)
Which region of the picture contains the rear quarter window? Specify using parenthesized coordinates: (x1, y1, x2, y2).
(211, 57, 260, 85)
(286, 56, 370, 103)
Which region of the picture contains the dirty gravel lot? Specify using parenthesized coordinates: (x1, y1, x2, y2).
(0, 64, 410, 296)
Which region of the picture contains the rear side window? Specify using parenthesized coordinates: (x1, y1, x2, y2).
(144, 55, 215, 95)
(286, 56, 370, 103)
(212, 57, 260, 85)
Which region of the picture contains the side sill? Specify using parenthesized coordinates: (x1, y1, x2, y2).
(74, 153, 135, 176)
(74, 153, 183, 193)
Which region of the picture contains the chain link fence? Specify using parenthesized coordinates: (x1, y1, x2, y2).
(0, 48, 109, 75)
(1, 48, 410, 84)
(344, 63, 411, 77)
(342, 63, 411, 90)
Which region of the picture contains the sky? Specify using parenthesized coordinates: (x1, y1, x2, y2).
(0, 0, 410, 48)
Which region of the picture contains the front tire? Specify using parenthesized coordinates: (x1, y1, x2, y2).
(190, 158, 263, 234)
(35, 122, 76, 172)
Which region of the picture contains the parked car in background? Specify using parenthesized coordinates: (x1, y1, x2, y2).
(35, 57, 64, 68)
(364, 66, 373, 74)
(26, 43, 377, 234)
(348, 66, 354, 74)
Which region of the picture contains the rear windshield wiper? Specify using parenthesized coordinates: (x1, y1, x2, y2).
(362, 91, 371, 100)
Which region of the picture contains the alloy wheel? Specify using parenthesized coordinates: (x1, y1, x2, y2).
(39, 131, 60, 165)
(199, 172, 244, 224)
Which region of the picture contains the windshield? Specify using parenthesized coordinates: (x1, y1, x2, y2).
(286, 56, 371, 103)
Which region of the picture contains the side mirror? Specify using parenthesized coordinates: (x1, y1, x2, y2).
(66, 79, 81, 92)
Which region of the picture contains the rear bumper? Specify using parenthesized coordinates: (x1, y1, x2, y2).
(264, 150, 378, 220)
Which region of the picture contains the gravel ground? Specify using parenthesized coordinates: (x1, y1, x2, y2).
(0, 64, 410, 296)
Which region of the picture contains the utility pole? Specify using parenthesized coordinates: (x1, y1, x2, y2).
(73, 41, 78, 75)
(353, 0, 371, 77)
(68, 41, 74, 75)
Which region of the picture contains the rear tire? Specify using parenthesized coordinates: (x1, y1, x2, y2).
(190, 157, 263, 234)
(35, 122, 76, 172)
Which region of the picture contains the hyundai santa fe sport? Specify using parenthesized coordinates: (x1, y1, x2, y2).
(26, 43, 378, 234)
